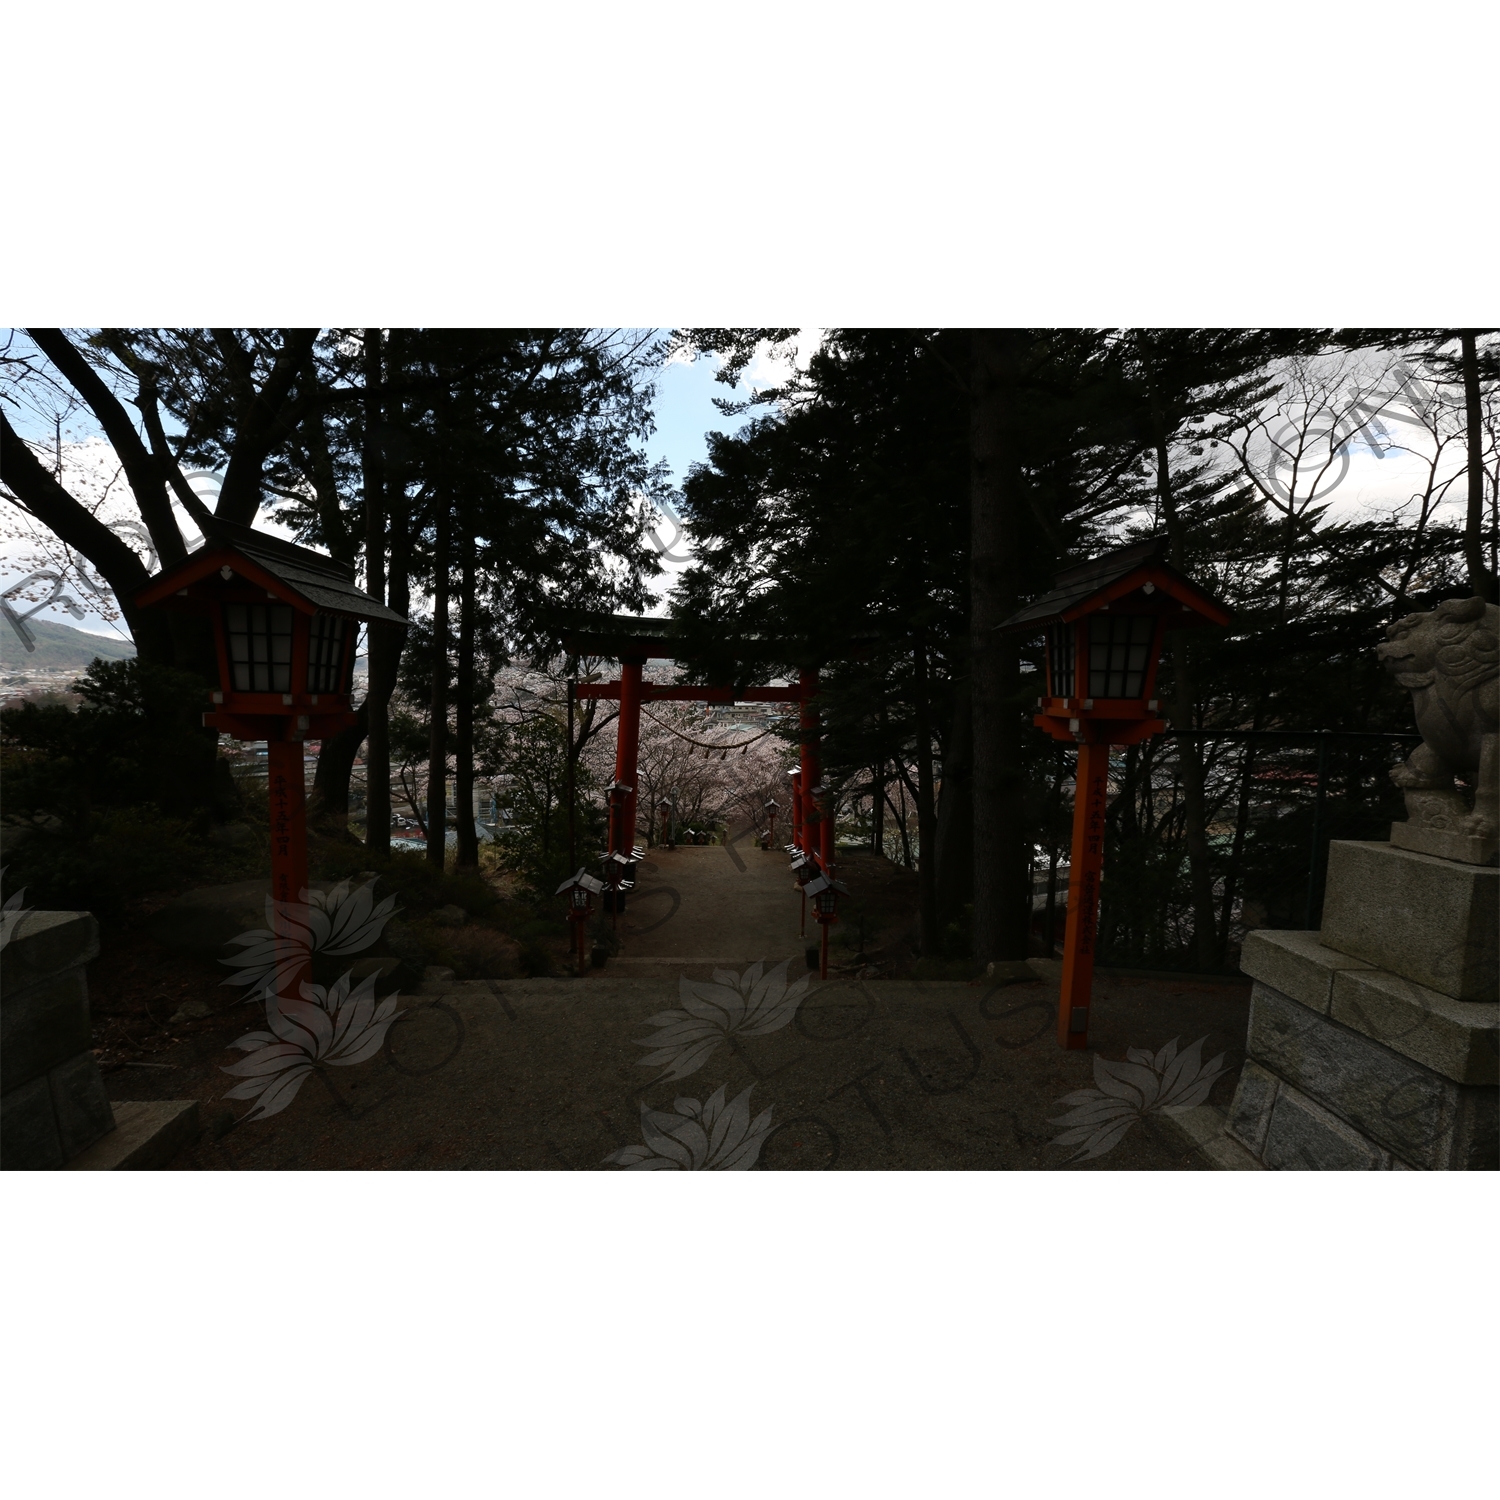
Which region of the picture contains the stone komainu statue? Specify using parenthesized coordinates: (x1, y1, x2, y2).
(1377, 595, 1499, 865)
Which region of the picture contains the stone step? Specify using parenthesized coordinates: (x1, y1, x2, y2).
(67, 1100, 199, 1170)
(1156, 1103, 1263, 1170)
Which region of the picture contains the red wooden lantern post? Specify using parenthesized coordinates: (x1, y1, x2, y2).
(1000, 539, 1231, 1050)
(134, 521, 406, 999)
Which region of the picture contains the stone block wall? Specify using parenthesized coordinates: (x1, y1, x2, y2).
(1, 911, 116, 1169)
(1226, 844, 1499, 1171)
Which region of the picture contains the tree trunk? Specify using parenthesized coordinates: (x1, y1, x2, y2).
(454, 531, 478, 868)
(890, 781, 913, 868)
(913, 639, 939, 953)
(0, 410, 166, 654)
(309, 359, 376, 819)
(312, 702, 368, 820)
(1461, 331, 1498, 603)
(1155, 432, 1220, 970)
(933, 676, 974, 919)
(426, 498, 450, 870)
(361, 328, 395, 858)
(870, 760, 885, 855)
(970, 329, 1031, 963)
(25, 329, 189, 567)
(1217, 740, 1258, 965)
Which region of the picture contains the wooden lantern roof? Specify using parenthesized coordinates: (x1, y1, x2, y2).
(134, 518, 407, 624)
(999, 537, 1232, 634)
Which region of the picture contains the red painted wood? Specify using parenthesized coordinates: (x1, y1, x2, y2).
(613, 660, 644, 855)
(266, 733, 311, 1000)
(799, 669, 820, 866)
(1057, 738, 1110, 1050)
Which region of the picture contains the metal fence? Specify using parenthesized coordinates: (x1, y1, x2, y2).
(1033, 729, 1423, 972)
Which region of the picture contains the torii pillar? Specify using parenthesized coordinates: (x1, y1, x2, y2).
(799, 669, 822, 867)
(611, 656, 645, 856)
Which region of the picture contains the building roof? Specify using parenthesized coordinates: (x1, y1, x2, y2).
(999, 537, 1231, 632)
(547, 607, 882, 666)
(135, 518, 408, 625)
(550, 610, 708, 660)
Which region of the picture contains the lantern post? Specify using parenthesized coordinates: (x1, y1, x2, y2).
(999, 538, 1231, 1050)
(556, 868, 605, 971)
(133, 520, 406, 1003)
(804, 871, 849, 979)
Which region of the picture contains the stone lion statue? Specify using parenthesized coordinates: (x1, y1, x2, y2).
(1377, 595, 1499, 864)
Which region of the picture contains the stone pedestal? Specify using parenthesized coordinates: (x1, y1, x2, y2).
(1390, 817, 1498, 868)
(1224, 843, 1498, 1171)
(1, 912, 116, 1168)
(2, 910, 201, 1170)
(1319, 840, 1497, 1001)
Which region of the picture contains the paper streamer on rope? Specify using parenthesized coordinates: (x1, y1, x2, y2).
(640, 703, 777, 754)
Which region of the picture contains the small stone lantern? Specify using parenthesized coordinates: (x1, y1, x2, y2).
(763, 797, 780, 849)
(556, 867, 606, 970)
(804, 871, 850, 980)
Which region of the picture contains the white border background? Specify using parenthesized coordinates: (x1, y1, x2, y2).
(4, 1, 1497, 1495)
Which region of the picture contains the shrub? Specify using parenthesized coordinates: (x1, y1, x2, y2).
(1, 806, 202, 916)
(431, 924, 524, 980)
(0, 657, 238, 827)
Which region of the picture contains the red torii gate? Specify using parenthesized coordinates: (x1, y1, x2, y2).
(557, 613, 843, 975)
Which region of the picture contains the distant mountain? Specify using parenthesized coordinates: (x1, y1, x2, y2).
(0, 617, 136, 673)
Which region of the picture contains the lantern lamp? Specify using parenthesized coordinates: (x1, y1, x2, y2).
(557, 867, 606, 904)
(1002, 536, 1230, 750)
(133, 519, 407, 935)
(999, 536, 1231, 1050)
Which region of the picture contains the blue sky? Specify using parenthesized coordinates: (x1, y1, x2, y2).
(647, 345, 757, 489)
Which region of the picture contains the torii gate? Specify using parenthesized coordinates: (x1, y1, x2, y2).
(557, 612, 842, 974)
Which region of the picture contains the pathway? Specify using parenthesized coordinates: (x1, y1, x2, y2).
(152, 967, 1252, 1170)
(598, 831, 810, 978)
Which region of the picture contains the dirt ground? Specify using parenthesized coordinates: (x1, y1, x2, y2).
(84, 835, 1252, 1170)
